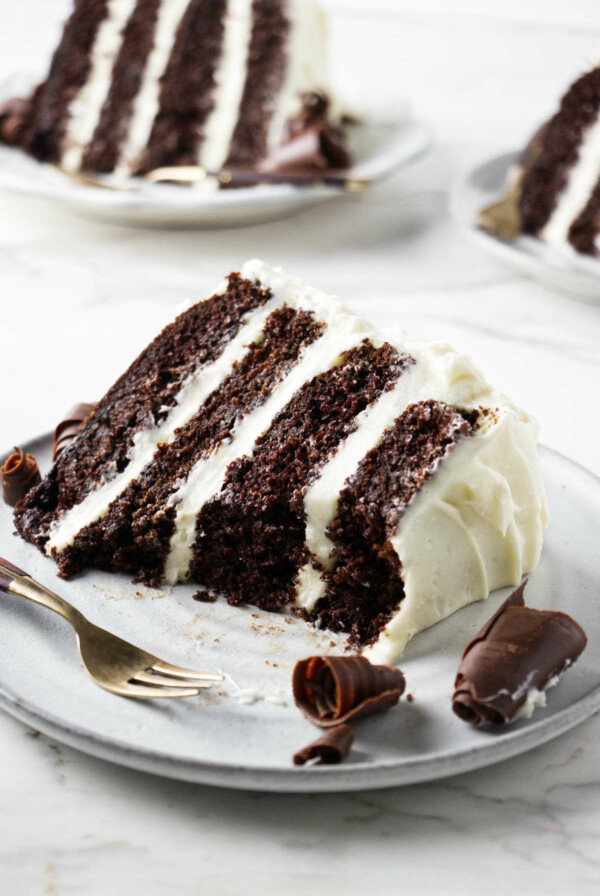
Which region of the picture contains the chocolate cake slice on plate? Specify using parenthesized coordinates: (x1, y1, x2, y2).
(14, 261, 548, 662)
(479, 58, 600, 257)
(0, 0, 349, 181)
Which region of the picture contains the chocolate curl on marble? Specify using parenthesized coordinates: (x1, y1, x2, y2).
(53, 403, 97, 461)
(0, 97, 30, 147)
(262, 91, 351, 176)
(293, 655, 405, 728)
(452, 581, 587, 726)
(293, 724, 354, 766)
(1, 447, 41, 506)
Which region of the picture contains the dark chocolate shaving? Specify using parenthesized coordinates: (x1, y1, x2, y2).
(262, 91, 351, 176)
(0, 97, 31, 147)
(293, 725, 354, 766)
(53, 402, 97, 461)
(452, 581, 587, 726)
(1, 447, 41, 507)
(293, 655, 405, 728)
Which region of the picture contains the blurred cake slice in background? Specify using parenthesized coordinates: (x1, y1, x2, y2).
(479, 58, 600, 257)
(0, 0, 350, 181)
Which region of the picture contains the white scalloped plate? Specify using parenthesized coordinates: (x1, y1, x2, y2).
(0, 77, 430, 228)
(451, 151, 600, 301)
(0, 437, 598, 792)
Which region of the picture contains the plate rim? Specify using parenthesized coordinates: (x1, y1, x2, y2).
(0, 104, 431, 221)
(0, 438, 599, 792)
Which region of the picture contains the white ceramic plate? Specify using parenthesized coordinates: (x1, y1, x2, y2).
(0, 78, 430, 228)
(0, 437, 598, 792)
(451, 151, 600, 301)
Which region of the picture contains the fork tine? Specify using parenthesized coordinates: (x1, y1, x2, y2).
(108, 682, 202, 699)
(133, 670, 214, 689)
(151, 661, 223, 682)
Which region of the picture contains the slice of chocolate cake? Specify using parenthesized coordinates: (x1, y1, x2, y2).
(0, 0, 349, 180)
(14, 261, 549, 662)
(479, 58, 600, 256)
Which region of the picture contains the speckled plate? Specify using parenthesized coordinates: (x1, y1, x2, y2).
(0, 76, 430, 228)
(0, 435, 598, 792)
(451, 151, 600, 301)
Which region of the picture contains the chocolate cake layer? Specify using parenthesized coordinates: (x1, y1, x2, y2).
(310, 401, 477, 647)
(137, 0, 226, 173)
(23, 0, 110, 163)
(519, 68, 600, 235)
(191, 342, 411, 608)
(53, 305, 324, 581)
(224, 0, 289, 169)
(567, 176, 600, 254)
(82, 0, 161, 173)
(15, 274, 272, 548)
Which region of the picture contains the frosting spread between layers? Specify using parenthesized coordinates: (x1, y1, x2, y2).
(115, 0, 192, 175)
(62, 0, 138, 171)
(45, 293, 279, 555)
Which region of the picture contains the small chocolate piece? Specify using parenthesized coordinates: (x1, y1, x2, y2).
(293, 724, 355, 766)
(293, 655, 405, 728)
(453, 581, 587, 726)
(53, 402, 97, 461)
(0, 97, 31, 147)
(262, 91, 351, 176)
(1, 447, 41, 507)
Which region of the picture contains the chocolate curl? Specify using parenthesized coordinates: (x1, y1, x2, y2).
(53, 402, 97, 461)
(262, 91, 351, 176)
(293, 655, 405, 728)
(293, 725, 354, 767)
(1, 447, 41, 507)
(452, 581, 587, 726)
(0, 97, 30, 147)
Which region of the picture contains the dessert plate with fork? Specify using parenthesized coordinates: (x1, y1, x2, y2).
(1, 434, 599, 792)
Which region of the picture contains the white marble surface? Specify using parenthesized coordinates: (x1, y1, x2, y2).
(1, 2, 600, 894)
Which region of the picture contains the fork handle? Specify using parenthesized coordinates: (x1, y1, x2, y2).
(0, 556, 83, 626)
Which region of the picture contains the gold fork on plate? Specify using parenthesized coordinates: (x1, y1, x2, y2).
(0, 557, 223, 698)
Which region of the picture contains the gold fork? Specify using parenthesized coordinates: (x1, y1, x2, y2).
(0, 557, 223, 699)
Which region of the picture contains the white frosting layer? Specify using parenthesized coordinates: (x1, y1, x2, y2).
(542, 110, 600, 245)
(267, 0, 330, 151)
(198, 0, 253, 171)
(62, 0, 137, 172)
(46, 295, 280, 555)
(115, 0, 191, 176)
(164, 261, 374, 582)
(295, 339, 495, 612)
(364, 408, 548, 663)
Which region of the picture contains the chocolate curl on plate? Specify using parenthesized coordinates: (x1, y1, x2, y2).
(0, 97, 31, 147)
(293, 724, 354, 767)
(452, 581, 587, 726)
(1, 447, 41, 506)
(293, 655, 405, 728)
(262, 90, 351, 176)
(53, 402, 97, 461)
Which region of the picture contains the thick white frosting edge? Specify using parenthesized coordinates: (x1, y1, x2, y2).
(364, 408, 549, 663)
